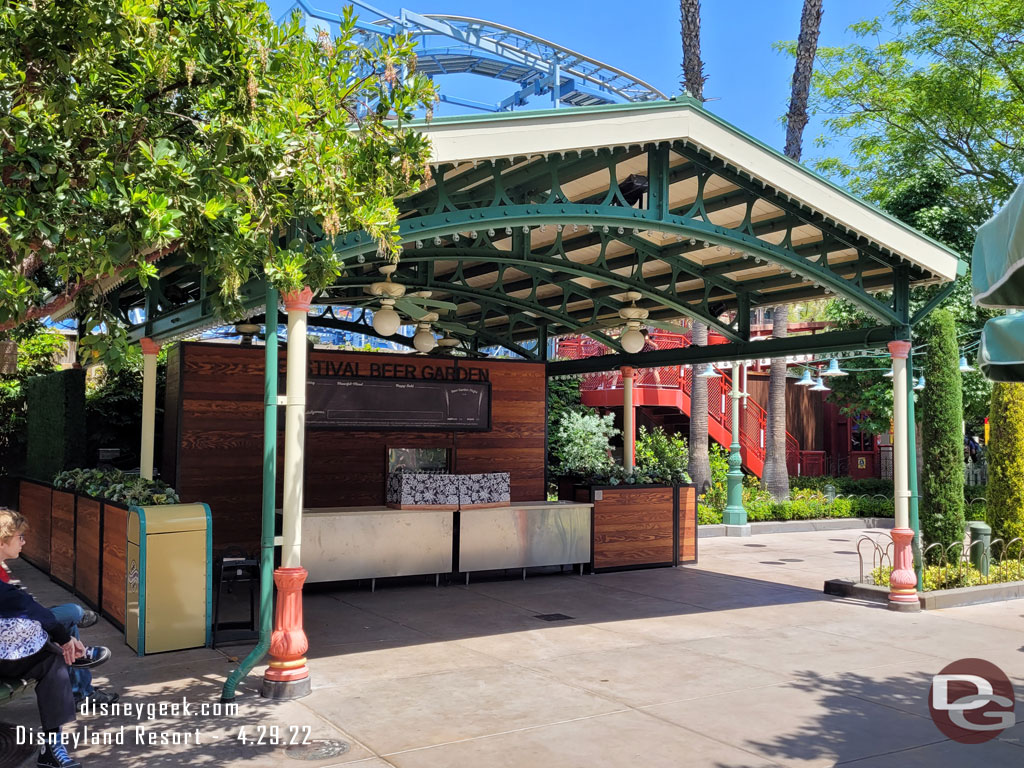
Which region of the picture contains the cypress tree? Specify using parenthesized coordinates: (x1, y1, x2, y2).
(987, 382, 1024, 544)
(919, 309, 965, 546)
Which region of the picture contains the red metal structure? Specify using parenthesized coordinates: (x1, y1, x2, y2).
(556, 331, 804, 478)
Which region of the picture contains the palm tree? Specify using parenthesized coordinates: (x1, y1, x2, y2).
(680, 0, 711, 493)
(763, 0, 823, 500)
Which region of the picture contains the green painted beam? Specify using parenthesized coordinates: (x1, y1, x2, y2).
(547, 326, 901, 375)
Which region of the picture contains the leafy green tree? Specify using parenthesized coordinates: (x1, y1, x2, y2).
(0, 0, 436, 359)
(987, 383, 1024, 544)
(86, 345, 168, 469)
(821, 166, 994, 435)
(918, 309, 964, 546)
(808, 0, 1024, 211)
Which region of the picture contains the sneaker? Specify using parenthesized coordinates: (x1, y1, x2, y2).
(71, 646, 110, 669)
(37, 742, 81, 768)
(75, 688, 119, 707)
(78, 610, 99, 629)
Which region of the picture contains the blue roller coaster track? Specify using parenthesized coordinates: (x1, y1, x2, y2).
(278, 0, 667, 113)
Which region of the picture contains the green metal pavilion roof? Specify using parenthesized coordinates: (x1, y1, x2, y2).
(88, 97, 966, 365)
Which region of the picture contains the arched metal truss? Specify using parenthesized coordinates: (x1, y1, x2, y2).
(281, 1, 666, 112)
(116, 128, 959, 363)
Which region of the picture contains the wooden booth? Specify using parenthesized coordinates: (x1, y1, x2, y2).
(160, 342, 697, 581)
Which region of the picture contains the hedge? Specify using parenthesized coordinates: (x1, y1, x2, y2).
(919, 309, 965, 546)
(789, 476, 893, 496)
(24, 368, 86, 481)
(987, 382, 1024, 543)
(697, 493, 894, 525)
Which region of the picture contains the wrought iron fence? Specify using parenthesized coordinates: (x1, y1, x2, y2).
(855, 528, 1024, 590)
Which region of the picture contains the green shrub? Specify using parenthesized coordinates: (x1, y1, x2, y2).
(789, 475, 893, 496)
(25, 369, 86, 481)
(635, 425, 690, 484)
(964, 483, 987, 502)
(987, 383, 1024, 543)
(919, 310, 966, 546)
(53, 468, 179, 506)
(701, 443, 730, 512)
(872, 559, 1024, 591)
(697, 504, 722, 525)
(549, 410, 618, 480)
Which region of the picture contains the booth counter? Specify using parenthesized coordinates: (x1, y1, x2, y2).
(285, 500, 592, 585)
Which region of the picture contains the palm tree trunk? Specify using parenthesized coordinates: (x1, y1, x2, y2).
(688, 321, 710, 493)
(763, 0, 823, 500)
(784, 0, 823, 160)
(679, 0, 705, 100)
(680, 2, 710, 492)
(762, 308, 790, 498)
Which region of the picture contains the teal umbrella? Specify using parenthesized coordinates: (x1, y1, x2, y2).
(979, 313, 1024, 382)
(973, 182, 1024, 308)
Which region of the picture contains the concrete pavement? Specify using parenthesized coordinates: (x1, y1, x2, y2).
(3, 528, 1022, 767)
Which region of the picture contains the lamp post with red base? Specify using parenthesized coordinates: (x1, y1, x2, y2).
(263, 286, 314, 698)
(887, 340, 920, 612)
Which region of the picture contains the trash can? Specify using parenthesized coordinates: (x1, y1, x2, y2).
(126, 503, 212, 655)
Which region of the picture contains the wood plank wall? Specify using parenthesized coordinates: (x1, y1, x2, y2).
(49, 490, 76, 588)
(164, 343, 546, 553)
(592, 486, 675, 570)
(746, 371, 824, 451)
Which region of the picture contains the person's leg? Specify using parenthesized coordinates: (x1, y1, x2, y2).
(0, 645, 76, 731)
(49, 604, 94, 700)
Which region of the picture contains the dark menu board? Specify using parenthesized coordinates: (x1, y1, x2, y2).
(298, 376, 490, 431)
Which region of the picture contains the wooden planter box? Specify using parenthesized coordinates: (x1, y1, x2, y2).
(15, 479, 128, 629)
(49, 490, 76, 590)
(101, 501, 129, 630)
(17, 480, 51, 570)
(74, 497, 103, 610)
(579, 483, 698, 573)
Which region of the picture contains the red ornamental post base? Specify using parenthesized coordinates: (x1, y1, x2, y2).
(888, 528, 921, 612)
(262, 567, 312, 699)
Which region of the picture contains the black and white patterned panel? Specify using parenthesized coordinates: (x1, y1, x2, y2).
(459, 473, 511, 506)
(387, 472, 459, 507)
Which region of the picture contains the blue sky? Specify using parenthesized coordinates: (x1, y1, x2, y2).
(270, 0, 895, 171)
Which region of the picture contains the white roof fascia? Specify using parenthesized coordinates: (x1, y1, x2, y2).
(419, 103, 961, 283)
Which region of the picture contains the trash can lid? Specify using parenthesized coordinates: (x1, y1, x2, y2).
(968, 520, 992, 534)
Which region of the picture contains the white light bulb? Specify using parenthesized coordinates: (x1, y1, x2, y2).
(372, 304, 401, 336)
(413, 327, 436, 353)
(621, 327, 645, 354)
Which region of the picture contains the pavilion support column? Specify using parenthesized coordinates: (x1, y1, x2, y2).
(139, 338, 161, 481)
(622, 367, 635, 470)
(723, 363, 748, 533)
(264, 286, 313, 699)
(887, 340, 920, 612)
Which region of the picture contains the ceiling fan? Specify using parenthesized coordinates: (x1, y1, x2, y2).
(407, 305, 476, 353)
(578, 292, 686, 353)
(336, 265, 460, 342)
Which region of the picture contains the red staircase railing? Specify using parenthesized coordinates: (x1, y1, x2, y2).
(556, 331, 801, 478)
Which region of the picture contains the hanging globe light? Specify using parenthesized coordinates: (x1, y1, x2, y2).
(371, 299, 401, 337)
(620, 321, 646, 354)
(412, 323, 436, 353)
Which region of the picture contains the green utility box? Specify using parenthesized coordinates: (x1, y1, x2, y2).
(126, 503, 212, 656)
